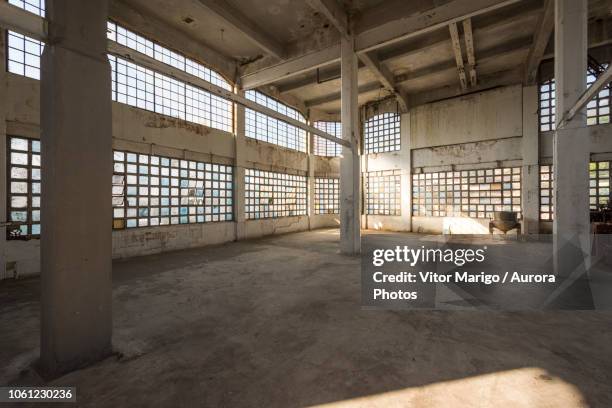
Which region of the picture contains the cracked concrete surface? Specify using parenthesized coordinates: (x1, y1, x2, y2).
(1, 229, 611, 407)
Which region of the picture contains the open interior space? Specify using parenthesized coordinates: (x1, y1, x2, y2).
(2, 230, 612, 407)
(1, 0, 611, 406)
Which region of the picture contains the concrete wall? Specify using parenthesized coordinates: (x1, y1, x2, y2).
(1, 72, 341, 279)
(3, 68, 612, 278)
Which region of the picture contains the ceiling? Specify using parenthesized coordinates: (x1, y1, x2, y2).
(116, 0, 612, 114)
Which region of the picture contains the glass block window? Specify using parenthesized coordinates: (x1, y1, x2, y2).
(314, 178, 339, 214)
(539, 79, 556, 132)
(6, 31, 44, 80)
(539, 165, 554, 220)
(313, 121, 342, 157)
(245, 91, 307, 152)
(8, 0, 45, 16)
(107, 21, 232, 91)
(586, 67, 611, 126)
(539, 66, 612, 131)
(245, 169, 307, 219)
(590, 161, 611, 210)
(108, 55, 233, 133)
(365, 170, 401, 216)
(112, 151, 233, 229)
(7, 137, 41, 240)
(364, 112, 401, 154)
(412, 167, 521, 219)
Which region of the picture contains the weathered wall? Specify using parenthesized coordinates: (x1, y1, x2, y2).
(2, 74, 339, 279)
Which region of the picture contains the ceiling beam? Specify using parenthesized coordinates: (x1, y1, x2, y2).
(195, 0, 285, 59)
(462, 18, 477, 86)
(0, 1, 47, 41)
(306, 36, 532, 108)
(305, 82, 383, 108)
(241, 0, 520, 89)
(358, 51, 409, 112)
(278, 7, 539, 95)
(449, 22, 468, 90)
(307, 0, 350, 39)
(524, 0, 555, 85)
(354, 0, 521, 52)
(306, 0, 408, 112)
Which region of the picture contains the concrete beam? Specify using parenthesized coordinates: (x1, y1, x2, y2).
(449, 22, 468, 90)
(339, 36, 361, 254)
(40, 0, 112, 376)
(305, 36, 532, 108)
(241, 0, 521, 89)
(559, 64, 612, 128)
(358, 51, 408, 112)
(462, 18, 477, 87)
(307, 0, 350, 39)
(524, 0, 555, 85)
(305, 82, 383, 108)
(0, 1, 47, 41)
(195, 0, 285, 59)
(354, 0, 521, 52)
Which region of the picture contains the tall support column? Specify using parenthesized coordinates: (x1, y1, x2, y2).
(522, 85, 540, 235)
(553, 0, 589, 275)
(234, 89, 247, 240)
(340, 36, 361, 254)
(400, 112, 412, 232)
(40, 0, 112, 376)
(0, 27, 7, 280)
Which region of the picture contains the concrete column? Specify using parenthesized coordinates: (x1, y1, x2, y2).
(307, 123, 315, 229)
(340, 38, 361, 254)
(521, 85, 540, 235)
(234, 89, 247, 240)
(400, 112, 412, 232)
(40, 1, 112, 376)
(0, 27, 7, 280)
(339, 36, 361, 254)
(553, 0, 590, 275)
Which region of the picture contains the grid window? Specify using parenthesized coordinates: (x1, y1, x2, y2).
(313, 121, 342, 157)
(539, 79, 556, 132)
(364, 113, 401, 154)
(245, 169, 307, 219)
(110, 55, 155, 111)
(154, 72, 186, 120)
(112, 151, 233, 229)
(539, 162, 611, 220)
(7, 31, 44, 80)
(365, 170, 401, 216)
(8, 0, 45, 16)
(412, 167, 522, 219)
(539, 67, 612, 131)
(107, 22, 232, 92)
(589, 161, 611, 210)
(586, 66, 611, 126)
(108, 55, 233, 133)
(539, 165, 554, 220)
(7, 137, 41, 240)
(245, 91, 307, 152)
(314, 178, 339, 214)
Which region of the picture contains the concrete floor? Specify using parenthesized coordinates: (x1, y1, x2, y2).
(1, 229, 611, 407)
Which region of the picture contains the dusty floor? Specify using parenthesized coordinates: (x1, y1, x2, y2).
(1, 229, 611, 407)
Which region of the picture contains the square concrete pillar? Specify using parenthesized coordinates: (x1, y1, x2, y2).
(0, 28, 8, 280)
(553, 0, 590, 276)
(40, 0, 112, 376)
(521, 85, 540, 234)
(234, 89, 247, 240)
(340, 36, 361, 254)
